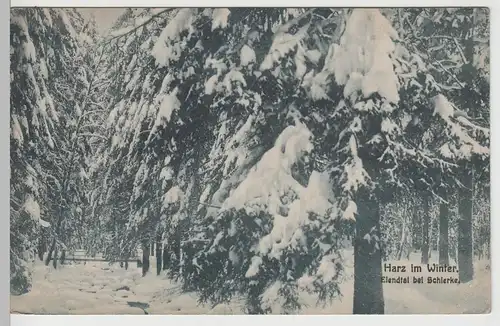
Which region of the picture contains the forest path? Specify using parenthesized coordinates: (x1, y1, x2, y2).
(10, 260, 236, 315)
(10, 251, 491, 314)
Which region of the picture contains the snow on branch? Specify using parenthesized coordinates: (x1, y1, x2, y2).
(222, 123, 314, 214)
(22, 196, 51, 228)
(216, 123, 337, 278)
(151, 8, 196, 67)
(163, 186, 184, 207)
(146, 88, 181, 143)
(341, 135, 371, 194)
(260, 22, 311, 71)
(328, 9, 400, 104)
(433, 94, 489, 159)
(211, 8, 231, 31)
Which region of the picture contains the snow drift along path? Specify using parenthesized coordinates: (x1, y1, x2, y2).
(10, 250, 490, 314)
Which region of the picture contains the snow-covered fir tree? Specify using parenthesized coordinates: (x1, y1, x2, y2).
(93, 8, 489, 313)
(10, 8, 97, 293)
(10, 7, 490, 315)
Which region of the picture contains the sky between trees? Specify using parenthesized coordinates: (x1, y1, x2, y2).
(78, 8, 124, 34)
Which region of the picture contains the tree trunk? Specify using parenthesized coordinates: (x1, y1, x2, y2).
(156, 234, 162, 276)
(421, 195, 430, 264)
(247, 285, 265, 314)
(428, 218, 434, 259)
(142, 243, 150, 277)
(44, 203, 68, 266)
(179, 139, 204, 277)
(486, 239, 490, 259)
(150, 243, 155, 256)
(123, 251, 129, 270)
(458, 168, 474, 283)
(353, 192, 384, 314)
(396, 215, 407, 261)
(173, 231, 181, 274)
(60, 250, 66, 265)
(52, 247, 58, 269)
(411, 199, 421, 251)
(37, 237, 45, 261)
(439, 192, 450, 265)
(45, 238, 56, 266)
(162, 244, 169, 270)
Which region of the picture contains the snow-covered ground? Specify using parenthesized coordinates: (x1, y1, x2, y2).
(10, 250, 490, 314)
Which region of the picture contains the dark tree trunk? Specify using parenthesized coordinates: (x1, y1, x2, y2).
(52, 247, 58, 269)
(156, 234, 162, 276)
(179, 139, 203, 277)
(45, 238, 56, 266)
(458, 168, 474, 283)
(396, 214, 408, 261)
(455, 7, 475, 283)
(353, 192, 384, 314)
(246, 285, 265, 314)
(411, 199, 421, 251)
(60, 250, 66, 265)
(421, 195, 430, 265)
(429, 218, 436, 259)
(44, 210, 65, 266)
(171, 232, 181, 274)
(162, 244, 169, 270)
(142, 243, 150, 277)
(123, 252, 129, 270)
(120, 261, 124, 268)
(439, 192, 450, 265)
(485, 209, 491, 259)
(37, 237, 45, 261)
